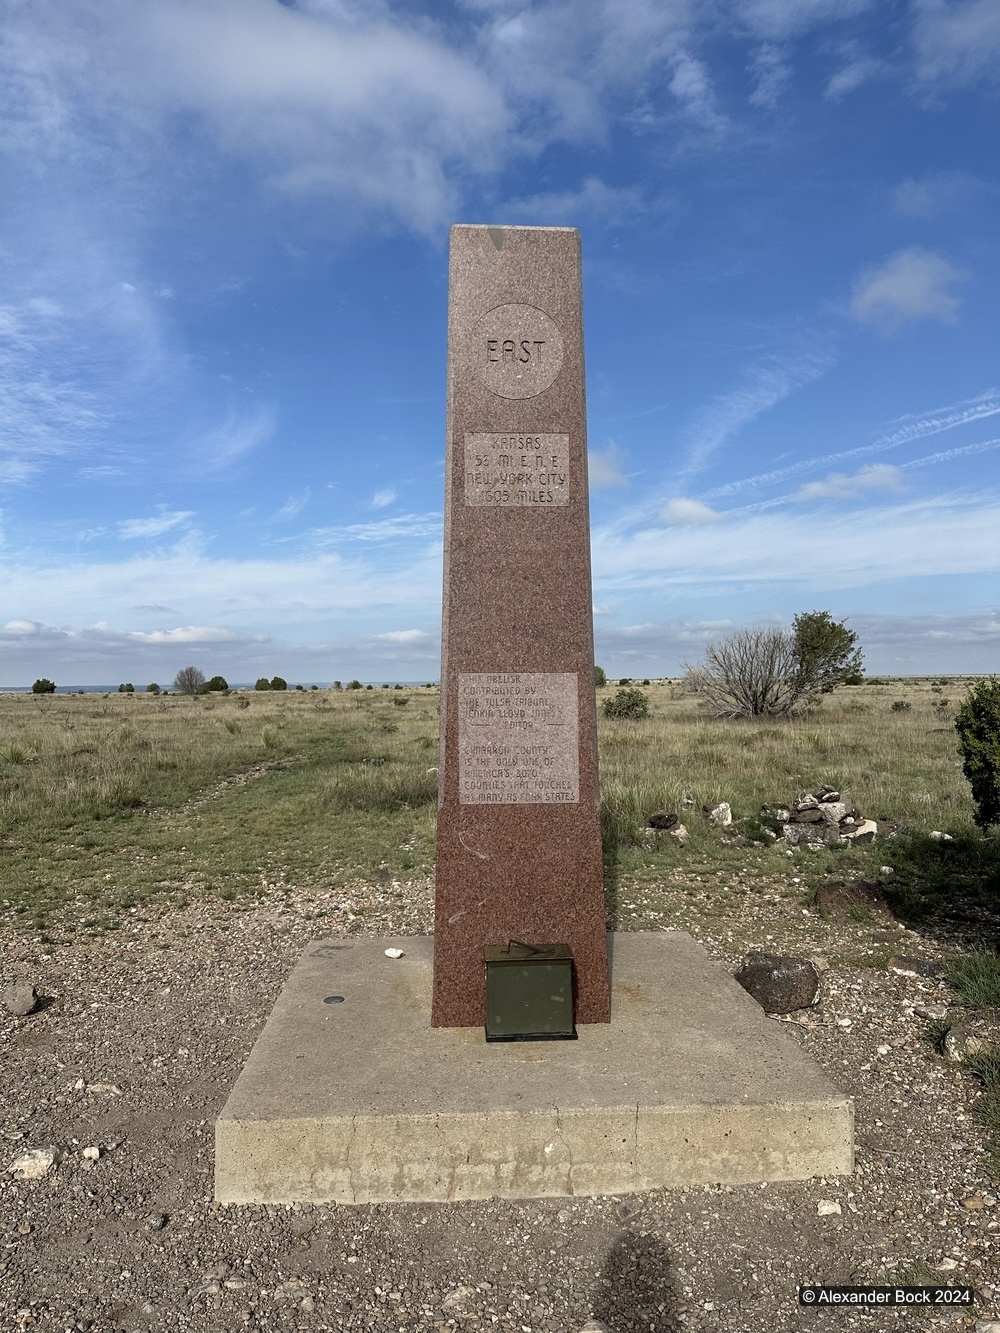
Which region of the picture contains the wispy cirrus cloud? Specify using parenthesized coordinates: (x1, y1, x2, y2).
(371, 487, 397, 509)
(660, 497, 723, 525)
(272, 490, 309, 522)
(677, 342, 835, 479)
(118, 509, 194, 540)
(706, 390, 1000, 500)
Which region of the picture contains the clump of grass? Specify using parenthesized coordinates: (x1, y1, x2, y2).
(966, 1048, 1000, 1178)
(324, 765, 437, 812)
(946, 949, 1000, 1009)
(1, 743, 30, 765)
(223, 719, 241, 735)
(261, 727, 279, 749)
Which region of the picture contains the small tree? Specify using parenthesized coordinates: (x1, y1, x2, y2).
(173, 666, 206, 695)
(118, 682, 134, 693)
(685, 627, 800, 718)
(31, 678, 56, 694)
(270, 676, 287, 691)
(146, 682, 161, 695)
(201, 675, 229, 693)
(594, 665, 607, 688)
(603, 687, 650, 719)
(955, 676, 1000, 829)
(255, 678, 271, 691)
(792, 611, 863, 695)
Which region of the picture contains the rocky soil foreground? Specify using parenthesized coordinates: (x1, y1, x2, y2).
(1, 872, 998, 1333)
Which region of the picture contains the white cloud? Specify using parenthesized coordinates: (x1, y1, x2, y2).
(737, 0, 874, 40)
(196, 404, 277, 470)
(747, 43, 791, 108)
(118, 510, 195, 540)
(824, 55, 882, 98)
(912, 0, 1000, 86)
(273, 490, 310, 522)
(371, 487, 397, 509)
(850, 247, 966, 333)
(589, 442, 629, 490)
(892, 171, 979, 219)
(661, 497, 723, 525)
(376, 629, 430, 644)
(795, 462, 904, 501)
(506, 178, 646, 227)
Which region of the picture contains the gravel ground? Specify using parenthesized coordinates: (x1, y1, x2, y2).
(2, 869, 998, 1333)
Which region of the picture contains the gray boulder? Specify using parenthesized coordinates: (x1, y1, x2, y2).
(3, 981, 38, 1017)
(735, 952, 821, 1014)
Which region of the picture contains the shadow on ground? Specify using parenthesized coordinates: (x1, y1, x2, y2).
(590, 1229, 681, 1332)
(883, 830, 1000, 952)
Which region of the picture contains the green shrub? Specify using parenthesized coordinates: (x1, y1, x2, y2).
(31, 678, 56, 694)
(118, 682, 134, 693)
(254, 678, 271, 691)
(347, 680, 362, 690)
(594, 665, 607, 688)
(619, 677, 631, 686)
(955, 676, 1000, 828)
(270, 676, 287, 691)
(146, 683, 161, 695)
(603, 687, 650, 720)
(891, 700, 911, 712)
(201, 675, 229, 694)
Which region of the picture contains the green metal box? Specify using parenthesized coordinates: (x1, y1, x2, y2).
(483, 942, 576, 1041)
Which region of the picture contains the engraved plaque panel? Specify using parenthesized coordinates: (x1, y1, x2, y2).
(464, 433, 569, 507)
(457, 672, 579, 804)
(471, 304, 564, 399)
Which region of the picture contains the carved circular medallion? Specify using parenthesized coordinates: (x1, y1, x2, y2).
(471, 303, 564, 400)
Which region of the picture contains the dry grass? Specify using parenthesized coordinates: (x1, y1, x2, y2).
(0, 676, 984, 937)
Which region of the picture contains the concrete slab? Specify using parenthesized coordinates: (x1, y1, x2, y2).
(215, 932, 853, 1205)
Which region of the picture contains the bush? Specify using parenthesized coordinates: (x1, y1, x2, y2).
(594, 665, 607, 688)
(619, 678, 631, 686)
(346, 680, 362, 690)
(891, 700, 911, 712)
(955, 676, 1000, 829)
(201, 675, 229, 694)
(333, 680, 342, 690)
(173, 666, 205, 695)
(270, 676, 288, 691)
(254, 678, 271, 691)
(602, 687, 649, 720)
(118, 682, 134, 693)
(146, 683, 161, 695)
(31, 679, 56, 694)
(792, 610, 863, 694)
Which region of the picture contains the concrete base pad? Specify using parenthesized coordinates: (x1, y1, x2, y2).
(215, 932, 852, 1204)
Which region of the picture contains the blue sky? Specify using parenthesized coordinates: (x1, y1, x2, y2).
(1, 0, 998, 687)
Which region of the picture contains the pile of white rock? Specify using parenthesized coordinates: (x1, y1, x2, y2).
(761, 785, 879, 847)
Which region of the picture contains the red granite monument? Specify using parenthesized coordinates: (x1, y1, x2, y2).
(433, 224, 611, 1028)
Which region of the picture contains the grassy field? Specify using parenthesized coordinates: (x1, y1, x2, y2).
(0, 676, 992, 938)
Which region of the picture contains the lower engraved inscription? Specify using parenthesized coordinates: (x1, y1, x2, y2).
(465, 434, 569, 507)
(458, 672, 579, 804)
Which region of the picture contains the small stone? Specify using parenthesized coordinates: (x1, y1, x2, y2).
(580, 1322, 611, 1333)
(384, 948, 404, 959)
(442, 1286, 477, 1312)
(647, 810, 678, 830)
(817, 1199, 842, 1216)
(915, 1004, 949, 1020)
(841, 819, 878, 844)
(929, 830, 954, 842)
(944, 1025, 986, 1061)
(145, 1213, 168, 1231)
(735, 952, 820, 1014)
(8, 1147, 58, 1179)
(702, 801, 732, 826)
(962, 1196, 985, 1211)
(931, 1256, 958, 1271)
(3, 981, 38, 1017)
(82, 1146, 100, 1161)
(667, 822, 688, 845)
(975, 1321, 1000, 1333)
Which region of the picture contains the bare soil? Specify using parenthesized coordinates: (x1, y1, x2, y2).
(2, 868, 998, 1333)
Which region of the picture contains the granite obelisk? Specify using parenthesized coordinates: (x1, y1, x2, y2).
(433, 225, 610, 1028)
